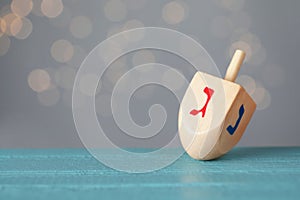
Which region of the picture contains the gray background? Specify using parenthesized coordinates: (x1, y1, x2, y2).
(0, 0, 299, 148)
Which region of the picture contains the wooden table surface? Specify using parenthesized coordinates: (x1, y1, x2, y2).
(0, 147, 299, 200)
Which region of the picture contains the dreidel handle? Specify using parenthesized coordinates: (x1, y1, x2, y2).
(224, 50, 246, 82)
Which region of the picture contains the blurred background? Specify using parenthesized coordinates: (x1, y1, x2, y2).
(0, 0, 299, 148)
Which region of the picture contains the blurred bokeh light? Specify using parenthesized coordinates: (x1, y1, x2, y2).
(41, 0, 63, 18)
(0, 0, 276, 112)
(0, 0, 297, 147)
(11, 0, 33, 17)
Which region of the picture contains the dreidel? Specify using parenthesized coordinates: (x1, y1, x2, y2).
(178, 50, 256, 160)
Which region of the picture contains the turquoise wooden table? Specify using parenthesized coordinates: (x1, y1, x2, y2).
(0, 147, 299, 200)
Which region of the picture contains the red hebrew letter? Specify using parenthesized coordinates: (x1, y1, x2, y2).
(190, 87, 214, 118)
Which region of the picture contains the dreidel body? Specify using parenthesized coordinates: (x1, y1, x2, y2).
(178, 50, 256, 160)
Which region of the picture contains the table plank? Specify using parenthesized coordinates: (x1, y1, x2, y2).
(0, 147, 299, 200)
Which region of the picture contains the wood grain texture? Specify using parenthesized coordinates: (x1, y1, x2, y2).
(178, 72, 256, 160)
(224, 50, 246, 82)
(0, 147, 300, 200)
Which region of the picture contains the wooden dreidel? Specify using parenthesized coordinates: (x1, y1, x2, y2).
(178, 50, 256, 160)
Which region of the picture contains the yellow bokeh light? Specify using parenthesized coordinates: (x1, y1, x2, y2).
(1, 13, 19, 36)
(162, 1, 186, 25)
(11, 17, 33, 39)
(41, 0, 63, 18)
(0, 35, 11, 56)
(230, 32, 266, 66)
(51, 39, 74, 63)
(0, 18, 5, 37)
(239, 33, 262, 53)
(10, 17, 23, 36)
(28, 69, 51, 92)
(11, 0, 33, 17)
(229, 40, 252, 62)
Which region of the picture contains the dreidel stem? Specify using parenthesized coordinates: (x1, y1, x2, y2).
(224, 50, 246, 82)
